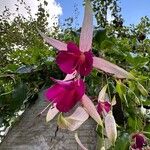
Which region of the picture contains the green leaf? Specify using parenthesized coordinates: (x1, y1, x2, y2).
(101, 39, 114, 50)
(116, 80, 126, 100)
(144, 125, 150, 139)
(125, 53, 149, 68)
(94, 29, 106, 46)
(114, 133, 130, 150)
(137, 82, 148, 97)
(11, 83, 28, 109)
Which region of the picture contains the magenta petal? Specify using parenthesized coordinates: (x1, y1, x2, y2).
(97, 101, 111, 114)
(56, 90, 78, 112)
(75, 79, 86, 100)
(56, 51, 78, 74)
(45, 84, 63, 102)
(104, 102, 111, 113)
(78, 51, 93, 76)
(45, 79, 85, 112)
(56, 79, 85, 112)
(67, 42, 80, 54)
(132, 133, 147, 149)
(136, 136, 145, 148)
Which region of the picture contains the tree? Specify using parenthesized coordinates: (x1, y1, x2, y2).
(0, 99, 97, 150)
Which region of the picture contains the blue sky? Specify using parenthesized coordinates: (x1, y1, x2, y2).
(56, 0, 150, 26)
(120, 0, 150, 25)
(57, 0, 84, 27)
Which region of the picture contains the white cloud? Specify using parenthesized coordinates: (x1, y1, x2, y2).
(0, 0, 62, 27)
(107, 8, 114, 23)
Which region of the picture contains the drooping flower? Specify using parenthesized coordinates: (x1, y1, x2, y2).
(131, 133, 147, 150)
(56, 42, 93, 76)
(45, 77, 85, 112)
(97, 84, 116, 115)
(39, 0, 134, 79)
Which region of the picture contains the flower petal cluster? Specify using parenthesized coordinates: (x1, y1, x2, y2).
(45, 78, 85, 112)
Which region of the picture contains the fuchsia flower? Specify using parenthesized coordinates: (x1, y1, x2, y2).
(39, 0, 134, 129)
(56, 42, 93, 76)
(96, 84, 114, 115)
(39, 0, 133, 79)
(45, 77, 85, 112)
(131, 133, 147, 150)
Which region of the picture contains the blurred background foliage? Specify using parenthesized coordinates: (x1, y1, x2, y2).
(0, 0, 150, 148)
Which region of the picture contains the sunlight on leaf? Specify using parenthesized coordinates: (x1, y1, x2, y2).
(137, 82, 148, 97)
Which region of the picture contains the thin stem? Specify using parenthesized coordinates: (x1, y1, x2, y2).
(105, 74, 111, 101)
(37, 103, 52, 116)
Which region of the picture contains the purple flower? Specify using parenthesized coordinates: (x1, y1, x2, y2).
(56, 42, 93, 76)
(131, 133, 147, 150)
(39, 0, 133, 79)
(97, 101, 111, 114)
(45, 77, 85, 112)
